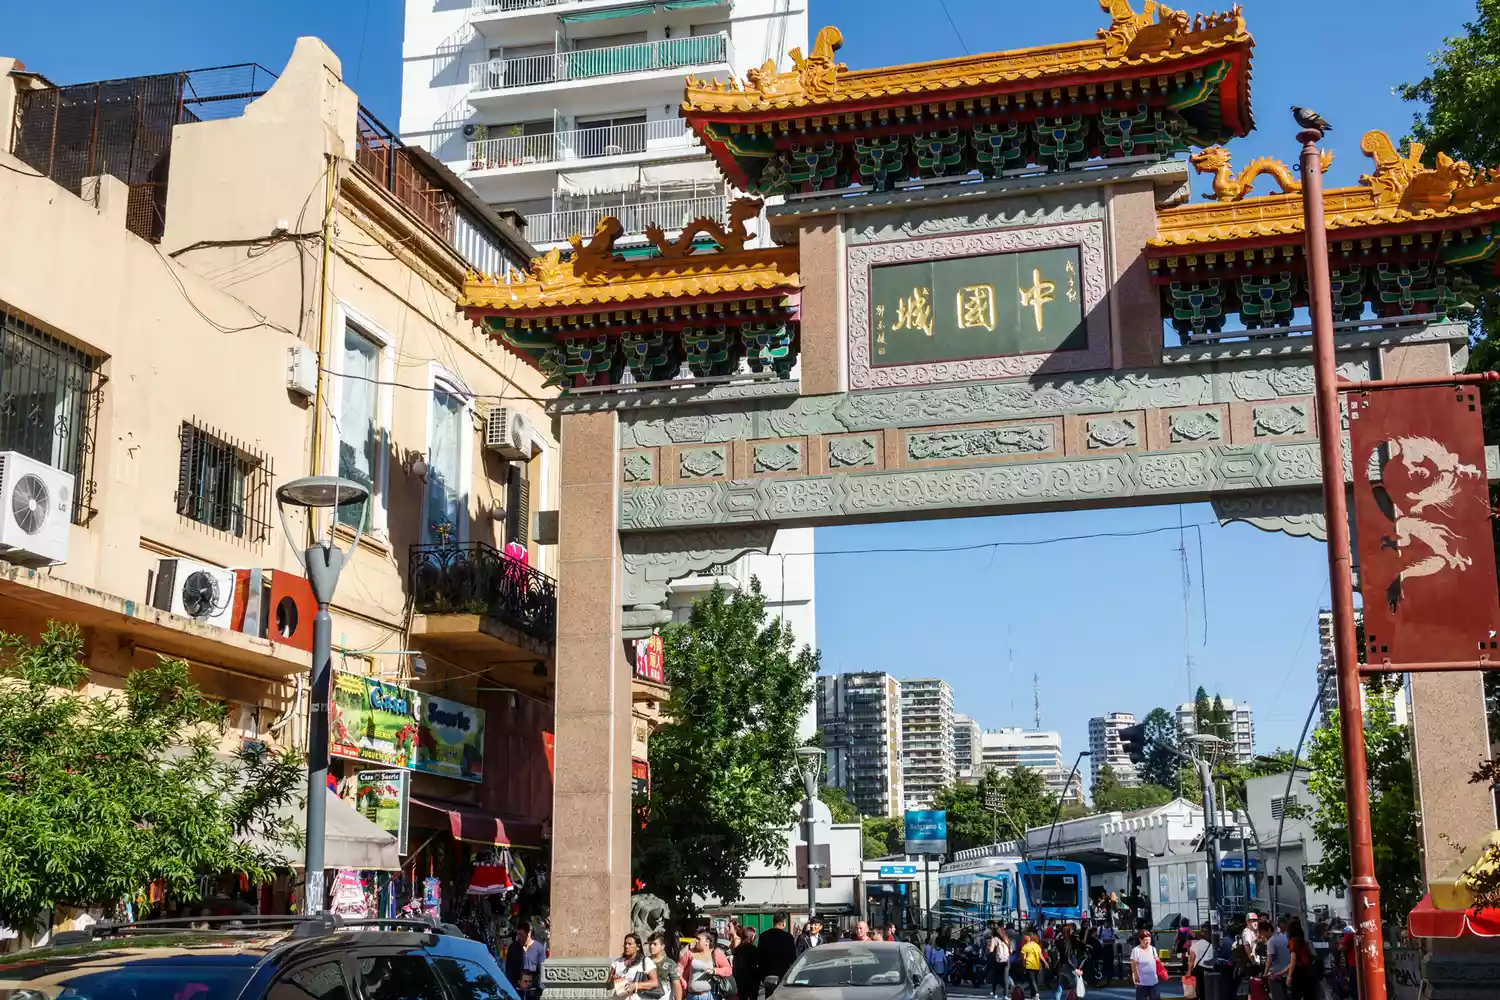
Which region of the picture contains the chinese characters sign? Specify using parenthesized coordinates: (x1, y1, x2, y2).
(633, 633, 665, 684)
(870, 247, 1085, 367)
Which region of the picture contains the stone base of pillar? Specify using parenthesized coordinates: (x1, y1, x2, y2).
(543, 957, 614, 1000)
(1421, 939, 1500, 998)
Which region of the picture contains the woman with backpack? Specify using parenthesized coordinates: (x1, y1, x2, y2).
(987, 922, 1012, 999)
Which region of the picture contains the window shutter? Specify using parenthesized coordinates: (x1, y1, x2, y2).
(175, 423, 195, 517)
(506, 464, 531, 545)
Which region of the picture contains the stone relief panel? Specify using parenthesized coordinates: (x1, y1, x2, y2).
(1253, 403, 1310, 438)
(844, 191, 1104, 245)
(1085, 416, 1139, 450)
(753, 441, 803, 474)
(906, 423, 1055, 463)
(678, 447, 728, 480)
(620, 526, 778, 610)
(622, 452, 656, 484)
(827, 435, 880, 470)
(846, 221, 1111, 389)
(1211, 489, 1327, 541)
(1168, 409, 1223, 445)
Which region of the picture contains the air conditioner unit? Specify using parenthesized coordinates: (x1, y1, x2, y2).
(485, 405, 534, 460)
(231, 568, 317, 651)
(152, 557, 236, 629)
(0, 451, 73, 566)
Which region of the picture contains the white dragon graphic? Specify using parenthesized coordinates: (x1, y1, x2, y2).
(1369, 435, 1483, 611)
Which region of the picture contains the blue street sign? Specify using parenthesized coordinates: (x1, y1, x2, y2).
(904, 810, 948, 855)
(1219, 857, 1261, 871)
(879, 864, 918, 876)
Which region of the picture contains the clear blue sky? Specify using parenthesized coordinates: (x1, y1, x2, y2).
(1, 0, 1480, 762)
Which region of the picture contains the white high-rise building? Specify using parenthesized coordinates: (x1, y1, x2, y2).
(980, 728, 1082, 804)
(818, 673, 904, 818)
(399, 0, 807, 250)
(1088, 712, 1141, 789)
(900, 679, 955, 810)
(1176, 697, 1255, 763)
(1317, 608, 1407, 729)
(953, 713, 983, 781)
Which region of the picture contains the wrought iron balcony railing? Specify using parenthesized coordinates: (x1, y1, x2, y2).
(409, 541, 558, 642)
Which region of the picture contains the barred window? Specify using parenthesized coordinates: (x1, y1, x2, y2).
(175, 421, 273, 541)
(0, 305, 103, 525)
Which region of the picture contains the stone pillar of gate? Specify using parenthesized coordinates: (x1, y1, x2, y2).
(547, 409, 630, 995)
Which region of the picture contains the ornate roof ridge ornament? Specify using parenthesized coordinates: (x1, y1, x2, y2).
(1356, 130, 1500, 211)
(1099, 1, 1246, 57)
(1190, 144, 1332, 202)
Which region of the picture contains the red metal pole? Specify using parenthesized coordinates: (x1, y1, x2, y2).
(1340, 371, 1499, 391)
(1360, 660, 1494, 675)
(1300, 128, 1387, 1000)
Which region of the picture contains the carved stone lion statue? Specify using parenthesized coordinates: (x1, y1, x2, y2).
(630, 893, 671, 941)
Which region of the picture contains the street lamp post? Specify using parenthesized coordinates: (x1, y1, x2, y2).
(795, 746, 826, 924)
(275, 475, 369, 915)
(1184, 734, 1228, 1000)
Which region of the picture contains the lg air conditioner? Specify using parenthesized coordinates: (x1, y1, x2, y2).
(0, 450, 74, 566)
(485, 405, 534, 460)
(151, 557, 236, 629)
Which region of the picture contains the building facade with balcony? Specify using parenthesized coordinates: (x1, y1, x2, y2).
(0, 38, 560, 918)
(899, 678, 954, 810)
(818, 672, 903, 819)
(980, 728, 1083, 804)
(1176, 697, 1257, 764)
(399, 0, 807, 250)
(953, 713, 982, 782)
(1088, 712, 1142, 789)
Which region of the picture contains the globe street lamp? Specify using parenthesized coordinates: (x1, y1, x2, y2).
(275, 475, 369, 915)
(794, 746, 826, 923)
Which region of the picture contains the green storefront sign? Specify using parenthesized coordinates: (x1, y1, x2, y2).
(355, 769, 410, 855)
(870, 246, 1086, 366)
(415, 693, 486, 784)
(330, 671, 419, 769)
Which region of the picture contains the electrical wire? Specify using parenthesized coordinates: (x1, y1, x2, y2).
(937, 0, 970, 55)
(767, 521, 1219, 558)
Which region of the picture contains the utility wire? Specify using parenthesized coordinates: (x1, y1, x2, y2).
(937, 0, 970, 55)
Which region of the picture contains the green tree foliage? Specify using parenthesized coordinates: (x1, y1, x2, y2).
(819, 786, 861, 824)
(1290, 684, 1423, 917)
(862, 816, 903, 859)
(1092, 766, 1175, 812)
(1208, 695, 1232, 743)
(1140, 707, 1185, 790)
(0, 622, 303, 930)
(633, 581, 819, 918)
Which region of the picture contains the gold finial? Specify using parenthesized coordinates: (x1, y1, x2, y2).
(743, 26, 846, 99)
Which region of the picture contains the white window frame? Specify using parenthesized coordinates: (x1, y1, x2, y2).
(326, 301, 395, 539)
(421, 362, 476, 545)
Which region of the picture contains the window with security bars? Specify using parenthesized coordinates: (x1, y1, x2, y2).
(175, 421, 273, 541)
(0, 304, 103, 525)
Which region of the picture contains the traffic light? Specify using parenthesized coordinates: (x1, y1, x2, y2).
(1120, 723, 1147, 764)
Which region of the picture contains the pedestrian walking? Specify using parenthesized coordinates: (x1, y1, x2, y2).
(610, 934, 661, 998)
(1051, 926, 1081, 1000)
(681, 930, 734, 1000)
(1020, 933, 1047, 999)
(648, 933, 683, 1000)
(1286, 920, 1320, 1000)
(733, 927, 760, 1000)
(1267, 916, 1292, 1000)
(987, 921, 1012, 998)
(924, 933, 951, 981)
(795, 918, 825, 955)
(1129, 929, 1161, 1000)
(758, 913, 796, 998)
(1098, 921, 1117, 980)
(506, 920, 547, 989)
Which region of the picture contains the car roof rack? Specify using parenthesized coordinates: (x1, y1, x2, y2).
(80, 913, 457, 943)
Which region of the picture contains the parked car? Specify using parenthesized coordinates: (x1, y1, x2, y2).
(767, 942, 945, 1000)
(0, 915, 521, 1000)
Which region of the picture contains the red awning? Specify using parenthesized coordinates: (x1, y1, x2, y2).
(410, 797, 544, 848)
(1408, 892, 1500, 938)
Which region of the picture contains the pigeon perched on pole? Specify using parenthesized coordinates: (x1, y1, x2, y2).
(1292, 106, 1333, 133)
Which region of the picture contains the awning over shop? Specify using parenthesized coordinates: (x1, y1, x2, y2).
(247, 789, 401, 872)
(410, 797, 544, 848)
(1408, 893, 1500, 938)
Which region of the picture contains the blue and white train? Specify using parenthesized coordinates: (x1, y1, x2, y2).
(936, 852, 1088, 928)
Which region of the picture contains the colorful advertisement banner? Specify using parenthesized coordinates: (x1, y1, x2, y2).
(330, 672, 419, 769)
(415, 693, 486, 783)
(356, 769, 410, 855)
(631, 757, 650, 799)
(633, 633, 665, 684)
(1350, 384, 1500, 663)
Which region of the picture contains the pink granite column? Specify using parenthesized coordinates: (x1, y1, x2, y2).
(797, 218, 846, 396)
(550, 409, 631, 958)
(1107, 181, 1163, 370)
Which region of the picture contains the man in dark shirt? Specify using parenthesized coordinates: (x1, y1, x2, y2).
(506, 920, 547, 990)
(758, 912, 797, 997)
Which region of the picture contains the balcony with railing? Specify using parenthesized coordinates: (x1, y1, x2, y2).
(468, 34, 730, 94)
(466, 118, 695, 173)
(409, 541, 558, 644)
(525, 191, 726, 246)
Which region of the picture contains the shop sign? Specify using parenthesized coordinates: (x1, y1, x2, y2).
(415, 693, 485, 783)
(331, 672, 419, 768)
(355, 769, 410, 855)
(634, 633, 665, 684)
(632, 757, 650, 799)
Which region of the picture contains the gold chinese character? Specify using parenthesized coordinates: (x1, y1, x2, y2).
(892, 286, 934, 337)
(956, 283, 997, 332)
(1019, 268, 1057, 331)
(1065, 260, 1079, 303)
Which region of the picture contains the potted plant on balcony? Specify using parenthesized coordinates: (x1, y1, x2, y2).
(470, 124, 488, 170)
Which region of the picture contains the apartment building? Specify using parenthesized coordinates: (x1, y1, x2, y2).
(900, 679, 955, 810)
(980, 728, 1083, 804)
(1088, 712, 1141, 788)
(0, 40, 559, 906)
(399, 0, 807, 249)
(953, 713, 983, 781)
(1317, 609, 1406, 728)
(1176, 698, 1256, 763)
(818, 672, 904, 818)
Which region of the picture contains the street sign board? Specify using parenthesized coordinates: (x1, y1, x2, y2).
(904, 809, 947, 855)
(796, 843, 832, 889)
(879, 864, 918, 877)
(1218, 857, 1260, 871)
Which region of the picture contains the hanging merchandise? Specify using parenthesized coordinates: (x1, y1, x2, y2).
(331, 870, 369, 918)
(467, 864, 512, 896)
(423, 876, 442, 916)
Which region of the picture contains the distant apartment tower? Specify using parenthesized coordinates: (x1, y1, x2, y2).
(1317, 608, 1407, 727)
(953, 713, 983, 781)
(1088, 712, 1141, 788)
(399, 0, 806, 250)
(817, 673, 904, 818)
(980, 728, 1083, 804)
(900, 679, 956, 809)
(1176, 698, 1255, 763)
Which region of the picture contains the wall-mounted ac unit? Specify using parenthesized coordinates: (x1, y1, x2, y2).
(485, 405, 534, 460)
(0, 451, 73, 566)
(152, 557, 236, 629)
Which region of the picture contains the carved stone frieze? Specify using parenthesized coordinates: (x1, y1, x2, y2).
(907, 423, 1054, 462)
(845, 193, 1103, 245)
(622, 411, 750, 449)
(1086, 417, 1139, 450)
(754, 441, 803, 474)
(1253, 403, 1309, 438)
(620, 526, 778, 608)
(1225, 360, 1367, 402)
(828, 435, 879, 469)
(679, 447, 728, 479)
(846, 222, 1111, 389)
(623, 452, 655, 483)
(1168, 409, 1223, 444)
(1211, 489, 1327, 541)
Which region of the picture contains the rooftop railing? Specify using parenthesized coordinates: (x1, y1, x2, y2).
(524, 192, 725, 246)
(466, 118, 694, 171)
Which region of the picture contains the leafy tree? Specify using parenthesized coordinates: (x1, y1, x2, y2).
(633, 581, 818, 919)
(1289, 684, 1423, 917)
(1208, 695, 1232, 743)
(1092, 766, 1175, 812)
(819, 786, 861, 824)
(0, 622, 303, 930)
(1139, 707, 1185, 790)
(862, 816, 903, 859)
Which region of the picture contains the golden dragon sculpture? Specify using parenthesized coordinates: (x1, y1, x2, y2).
(1190, 145, 1334, 202)
(645, 197, 763, 258)
(744, 26, 846, 99)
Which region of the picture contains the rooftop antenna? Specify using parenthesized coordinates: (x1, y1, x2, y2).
(1008, 624, 1015, 716)
(1178, 505, 1194, 701)
(1033, 671, 1041, 730)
